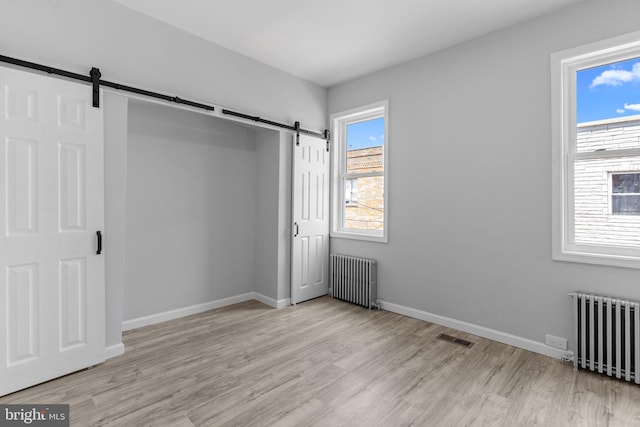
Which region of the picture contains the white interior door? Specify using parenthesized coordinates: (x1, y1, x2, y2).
(0, 65, 105, 396)
(291, 133, 330, 304)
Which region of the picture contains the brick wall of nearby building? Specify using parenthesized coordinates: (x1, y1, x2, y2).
(575, 116, 640, 247)
(345, 146, 384, 230)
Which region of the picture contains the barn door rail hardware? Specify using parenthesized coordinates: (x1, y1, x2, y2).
(0, 54, 215, 111)
(100, 79, 215, 111)
(0, 53, 328, 140)
(222, 109, 326, 141)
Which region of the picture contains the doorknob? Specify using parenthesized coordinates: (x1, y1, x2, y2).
(293, 222, 299, 237)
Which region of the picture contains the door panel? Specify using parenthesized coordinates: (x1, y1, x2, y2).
(59, 258, 87, 350)
(301, 171, 309, 221)
(300, 236, 309, 288)
(291, 134, 330, 304)
(5, 87, 38, 122)
(6, 137, 38, 235)
(6, 264, 39, 366)
(0, 65, 105, 396)
(314, 235, 324, 284)
(59, 142, 86, 231)
(58, 96, 86, 129)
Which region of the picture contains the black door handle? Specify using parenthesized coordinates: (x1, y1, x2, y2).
(96, 231, 102, 255)
(294, 222, 299, 237)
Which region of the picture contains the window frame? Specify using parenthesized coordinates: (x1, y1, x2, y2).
(551, 31, 640, 269)
(330, 100, 389, 243)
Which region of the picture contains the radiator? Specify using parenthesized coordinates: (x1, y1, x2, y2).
(571, 292, 640, 383)
(330, 254, 379, 310)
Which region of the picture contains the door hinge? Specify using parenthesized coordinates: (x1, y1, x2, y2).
(294, 121, 300, 146)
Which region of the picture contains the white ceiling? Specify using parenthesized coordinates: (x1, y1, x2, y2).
(112, 0, 583, 87)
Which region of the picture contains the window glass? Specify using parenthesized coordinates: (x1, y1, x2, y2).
(612, 173, 640, 193)
(572, 58, 640, 248)
(612, 173, 640, 216)
(346, 117, 384, 173)
(577, 57, 640, 123)
(343, 176, 384, 230)
(345, 178, 358, 205)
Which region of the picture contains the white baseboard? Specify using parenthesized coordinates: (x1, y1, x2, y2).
(253, 292, 290, 309)
(379, 300, 573, 360)
(104, 342, 125, 359)
(122, 293, 255, 331)
(253, 292, 278, 308)
(276, 298, 291, 309)
(122, 292, 292, 332)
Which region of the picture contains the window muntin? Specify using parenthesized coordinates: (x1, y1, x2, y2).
(331, 101, 388, 242)
(552, 33, 640, 268)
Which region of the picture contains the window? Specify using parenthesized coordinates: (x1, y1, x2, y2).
(331, 100, 388, 242)
(552, 31, 640, 268)
(611, 173, 640, 216)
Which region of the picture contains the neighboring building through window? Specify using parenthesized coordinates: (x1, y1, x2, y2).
(611, 173, 640, 215)
(552, 32, 640, 268)
(573, 116, 640, 248)
(344, 145, 383, 229)
(345, 178, 359, 206)
(331, 101, 388, 242)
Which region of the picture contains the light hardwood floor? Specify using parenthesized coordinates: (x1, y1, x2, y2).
(2, 296, 640, 426)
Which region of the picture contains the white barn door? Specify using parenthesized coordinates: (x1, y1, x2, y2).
(291, 133, 330, 304)
(0, 65, 105, 396)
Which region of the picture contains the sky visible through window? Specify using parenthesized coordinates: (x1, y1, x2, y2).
(346, 117, 384, 150)
(577, 56, 640, 123)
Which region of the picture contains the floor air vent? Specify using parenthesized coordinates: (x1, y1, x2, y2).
(437, 333, 474, 348)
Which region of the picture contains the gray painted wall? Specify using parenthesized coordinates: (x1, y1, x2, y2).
(277, 134, 293, 303)
(328, 0, 640, 350)
(255, 129, 281, 300)
(254, 130, 293, 304)
(125, 101, 257, 319)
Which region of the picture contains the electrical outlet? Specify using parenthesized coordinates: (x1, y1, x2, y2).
(545, 334, 568, 350)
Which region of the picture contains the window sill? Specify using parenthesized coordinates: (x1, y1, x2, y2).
(553, 247, 640, 269)
(331, 230, 388, 243)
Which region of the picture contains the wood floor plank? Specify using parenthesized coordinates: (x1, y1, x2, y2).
(3, 296, 640, 426)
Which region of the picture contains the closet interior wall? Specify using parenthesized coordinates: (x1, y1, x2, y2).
(124, 100, 286, 322)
